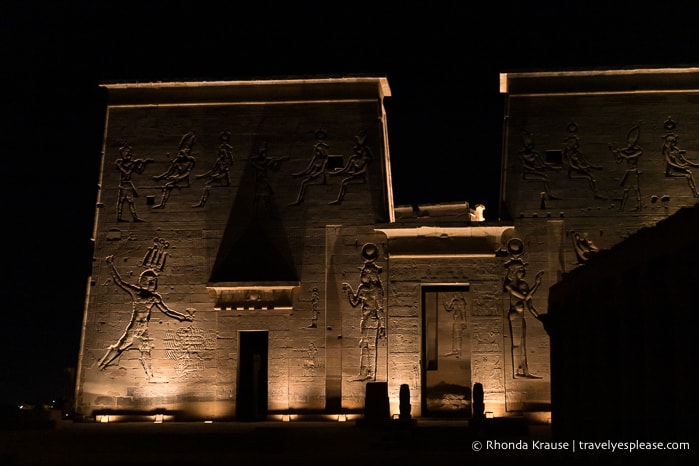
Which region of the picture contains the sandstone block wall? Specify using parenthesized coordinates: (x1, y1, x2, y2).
(75, 79, 394, 420)
(498, 69, 699, 418)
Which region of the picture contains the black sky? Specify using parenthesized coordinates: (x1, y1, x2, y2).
(2, 1, 698, 405)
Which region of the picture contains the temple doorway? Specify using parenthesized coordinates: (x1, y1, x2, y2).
(421, 285, 472, 417)
(236, 330, 269, 421)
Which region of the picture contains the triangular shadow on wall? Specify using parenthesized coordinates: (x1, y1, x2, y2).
(208, 148, 298, 283)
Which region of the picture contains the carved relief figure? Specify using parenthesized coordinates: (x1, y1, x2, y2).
(503, 238, 544, 379)
(662, 117, 699, 197)
(250, 143, 288, 214)
(562, 123, 606, 199)
(518, 130, 561, 200)
(442, 294, 467, 357)
(98, 255, 194, 381)
(193, 130, 235, 207)
(608, 122, 643, 211)
(571, 231, 599, 264)
(307, 287, 320, 328)
(303, 342, 319, 376)
(115, 143, 153, 222)
(289, 129, 330, 206)
(328, 130, 372, 205)
(152, 132, 197, 208)
(342, 243, 386, 381)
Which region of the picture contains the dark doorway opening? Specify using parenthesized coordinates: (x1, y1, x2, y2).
(421, 285, 472, 418)
(236, 331, 269, 421)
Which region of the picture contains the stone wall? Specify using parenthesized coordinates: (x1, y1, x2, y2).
(385, 255, 508, 416)
(75, 79, 393, 420)
(499, 68, 699, 418)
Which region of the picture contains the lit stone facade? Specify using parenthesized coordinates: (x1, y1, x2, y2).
(498, 68, 699, 418)
(75, 78, 399, 420)
(75, 70, 698, 422)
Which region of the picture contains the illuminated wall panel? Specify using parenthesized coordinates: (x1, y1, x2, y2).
(74, 69, 698, 422)
(75, 78, 394, 420)
(499, 68, 699, 416)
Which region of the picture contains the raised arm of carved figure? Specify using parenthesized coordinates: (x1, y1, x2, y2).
(342, 282, 360, 307)
(105, 255, 132, 293)
(154, 300, 194, 321)
(527, 270, 545, 298)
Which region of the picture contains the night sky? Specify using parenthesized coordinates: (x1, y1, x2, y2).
(2, 1, 698, 406)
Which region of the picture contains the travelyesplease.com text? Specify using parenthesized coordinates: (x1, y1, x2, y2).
(475, 439, 690, 453)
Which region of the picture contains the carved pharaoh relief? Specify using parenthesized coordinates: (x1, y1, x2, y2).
(661, 117, 699, 197)
(328, 130, 372, 205)
(518, 130, 561, 201)
(97, 240, 195, 382)
(249, 142, 289, 214)
(608, 122, 643, 211)
(152, 132, 197, 209)
(290, 129, 372, 206)
(562, 123, 606, 200)
(192, 130, 235, 208)
(289, 128, 332, 206)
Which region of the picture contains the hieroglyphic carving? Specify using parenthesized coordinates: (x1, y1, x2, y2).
(193, 130, 234, 207)
(342, 243, 385, 381)
(97, 254, 195, 382)
(250, 143, 288, 214)
(562, 123, 606, 199)
(303, 342, 320, 376)
(518, 130, 561, 200)
(662, 117, 699, 197)
(289, 129, 331, 206)
(115, 143, 153, 222)
(503, 238, 543, 379)
(571, 231, 600, 264)
(142, 237, 169, 271)
(164, 325, 215, 378)
(328, 130, 371, 205)
(152, 132, 197, 208)
(441, 294, 467, 358)
(608, 122, 644, 211)
(306, 287, 320, 328)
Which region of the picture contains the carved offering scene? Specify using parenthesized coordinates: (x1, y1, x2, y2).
(503, 80, 699, 221)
